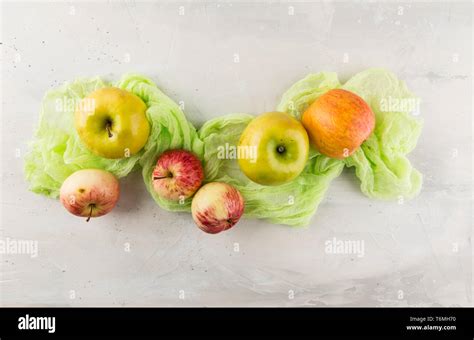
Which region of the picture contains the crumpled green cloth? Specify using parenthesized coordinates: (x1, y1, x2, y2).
(341, 69, 423, 199)
(24, 68, 422, 226)
(278, 68, 423, 200)
(24, 77, 142, 198)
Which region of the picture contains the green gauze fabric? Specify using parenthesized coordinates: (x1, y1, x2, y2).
(341, 69, 423, 199)
(278, 68, 423, 200)
(24, 77, 143, 197)
(24, 68, 422, 226)
(119, 73, 344, 226)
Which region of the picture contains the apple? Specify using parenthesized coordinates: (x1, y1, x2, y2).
(75, 87, 150, 159)
(238, 112, 309, 186)
(191, 182, 244, 234)
(60, 169, 120, 221)
(152, 149, 204, 201)
(302, 89, 375, 159)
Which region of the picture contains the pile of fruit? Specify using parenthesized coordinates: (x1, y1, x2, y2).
(25, 69, 423, 232)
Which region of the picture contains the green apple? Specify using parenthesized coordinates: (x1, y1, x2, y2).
(238, 112, 309, 186)
(75, 87, 150, 159)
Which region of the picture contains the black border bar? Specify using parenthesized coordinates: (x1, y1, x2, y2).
(0, 307, 472, 339)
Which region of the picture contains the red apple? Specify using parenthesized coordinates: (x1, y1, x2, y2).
(59, 169, 120, 221)
(302, 89, 375, 159)
(152, 149, 204, 201)
(191, 182, 244, 234)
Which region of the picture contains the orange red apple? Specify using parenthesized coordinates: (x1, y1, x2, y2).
(302, 89, 375, 159)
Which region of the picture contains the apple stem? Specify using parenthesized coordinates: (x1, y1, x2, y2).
(86, 205, 93, 222)
(106, 122, 113, 138)
(153, 173, 173, 180)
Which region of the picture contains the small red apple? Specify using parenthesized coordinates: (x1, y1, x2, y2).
(302, 89, 375, 159)
(191, 182, 244, 234)
(59, 169, 120, 221)
(152, 149, 204, 201)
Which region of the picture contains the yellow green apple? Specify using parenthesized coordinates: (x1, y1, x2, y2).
(238, 112, 309, 186)
(75, 87, 150, 159)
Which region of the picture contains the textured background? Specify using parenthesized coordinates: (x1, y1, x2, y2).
(0, 1, 472, 306)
